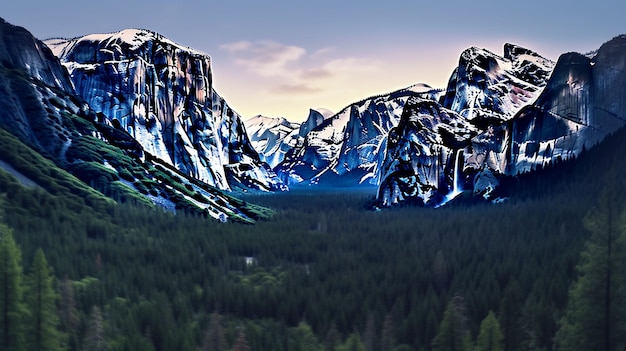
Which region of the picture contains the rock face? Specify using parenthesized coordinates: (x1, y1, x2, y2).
(379, 36, 626, 206)
(276, 84, 441, 186)
(46, 29, 285, 191)
(244, 115, 301, 168)
(467, 35, 626, 191)
(0, 18, 269, 223)
(441, 44, 554, 122)
(377, 97, 476, 206)
(0, 18, 78, 159)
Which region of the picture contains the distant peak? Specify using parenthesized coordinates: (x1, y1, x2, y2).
(311, 108, 334, 119)
(504, 43, 540, 61)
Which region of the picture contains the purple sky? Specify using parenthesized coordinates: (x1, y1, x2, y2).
(2, 0, 625, 122)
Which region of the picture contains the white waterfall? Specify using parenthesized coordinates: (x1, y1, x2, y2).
(452, 149, 463, 195)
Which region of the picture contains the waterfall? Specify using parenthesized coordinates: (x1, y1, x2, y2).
(452, 149, 463, 196)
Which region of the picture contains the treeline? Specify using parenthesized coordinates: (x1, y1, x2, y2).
(1, 125, 626, 350)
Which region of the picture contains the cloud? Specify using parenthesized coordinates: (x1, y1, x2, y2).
(219, 40, 382, 99)
(219, 41, 252, 53)
(221, 40, 306, 77)
(300, 67, 334, 80)
(273, 83, 321, 94)
(322, 57, 380, 72)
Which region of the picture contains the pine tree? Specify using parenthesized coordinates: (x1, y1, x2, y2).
(555, 188, 626, 351)
(380, 314, 394, 351)
(24, 248, 65, 351)
(475, 311, 503, 351)
(498, 280, 523, 351)
(231, 330, 251, 351)
(0, 223, 26, 351)
(324, 322, 341, 351)
(201, 313, 226, 351)
(59, 276, 80, 350)
(363, 315, 377, 351)
(432, 298, 471, 351)
(82, 306, 107, 351)
(339, 331, 365, 351)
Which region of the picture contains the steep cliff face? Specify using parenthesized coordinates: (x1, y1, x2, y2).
(468, 35, 626, 189)
(244, 115, 301, 168)
(0, 18, 79, 160)
(0, 18, 269, 222)
(377, 37, 626, 206)
(377, 97, 476, 206)
(441, 44, 554, 122)
(277, 84, 440, 186)
(46, 29, 285, 191)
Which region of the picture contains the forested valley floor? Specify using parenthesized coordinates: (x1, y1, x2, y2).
(3, 125, 626, 351)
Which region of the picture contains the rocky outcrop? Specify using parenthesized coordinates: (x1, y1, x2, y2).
(46, 29, 285, 191)
(377, 97, 476, 206)
(0, 18, 269, 222)
(467, 35, 626, 194)
(441, 44, 554, 122)
(244, 115, 301, 168)
(277, 84, 440, 186)
(377, 37, 626, 206)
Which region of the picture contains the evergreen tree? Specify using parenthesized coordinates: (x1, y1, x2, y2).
(0, 223, 26, 351)
(231, 330, 251, 351)
(291, 321, 321, 351)
(24, 248, 65, 351)
(59, 276, 80, 350)
(498, 280, 523, 351)
(432, 298, 471, 351)
(82, 306, 107, 351)
(201, 313, 226, 351)
(555, 187, 626, 351)
(363, 315, 377, 351)
(338, 331, 365, 351)
(324, 322, 341, 351)
(475, 311, 503, 351)
(380, 314, 395, 351)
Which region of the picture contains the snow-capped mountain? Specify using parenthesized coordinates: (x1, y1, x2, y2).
(377, 97, 476, 206)
(0, 18, 270, 222)
(45, 29, 285, 192)
(441, 43, 554, 121)
(244, 108, 336, 168)
(244, 115, 300, 168)
(469, 35, 626, 191)
(378, 36, 626, 206)
(276, 84, 442, 186)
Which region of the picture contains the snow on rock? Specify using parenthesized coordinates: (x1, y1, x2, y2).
(244, 115, 301, 168)
(276, 86, 438, 187)
(377, 97, 477, 206)
(45, 29, 286, 192)
(441, 44, 555, 122)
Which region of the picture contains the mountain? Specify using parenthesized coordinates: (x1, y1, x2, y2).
(378, 36, 626, 206)
(45, 29, 285, 192)
(441, 43, 555, 122)
(377, 97, 476, 206)
(244, 115, 300, 168)
(276, 84, 442, 186)
(0, 17, 270, 223)
(244, 108, 336, 168)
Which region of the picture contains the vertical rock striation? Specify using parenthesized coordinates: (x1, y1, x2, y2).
(46, 30, 285, 191)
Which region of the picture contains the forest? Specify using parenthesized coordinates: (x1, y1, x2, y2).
(2, 124, 626, 351)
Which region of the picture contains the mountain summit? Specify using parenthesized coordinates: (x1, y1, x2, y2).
(46, 29, 285, 192)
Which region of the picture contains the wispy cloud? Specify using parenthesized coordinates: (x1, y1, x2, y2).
(221, 40, 306, 77)
(219, 41, 252, 52)
(273, 83, 322, 94)
(219, 39, 382, 99)
(300, 67, 334, 80)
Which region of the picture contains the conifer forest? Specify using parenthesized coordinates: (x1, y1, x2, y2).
(3, 125, 626, 351)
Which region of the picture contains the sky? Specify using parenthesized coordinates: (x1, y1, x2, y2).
(1, 1, 625, 122)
